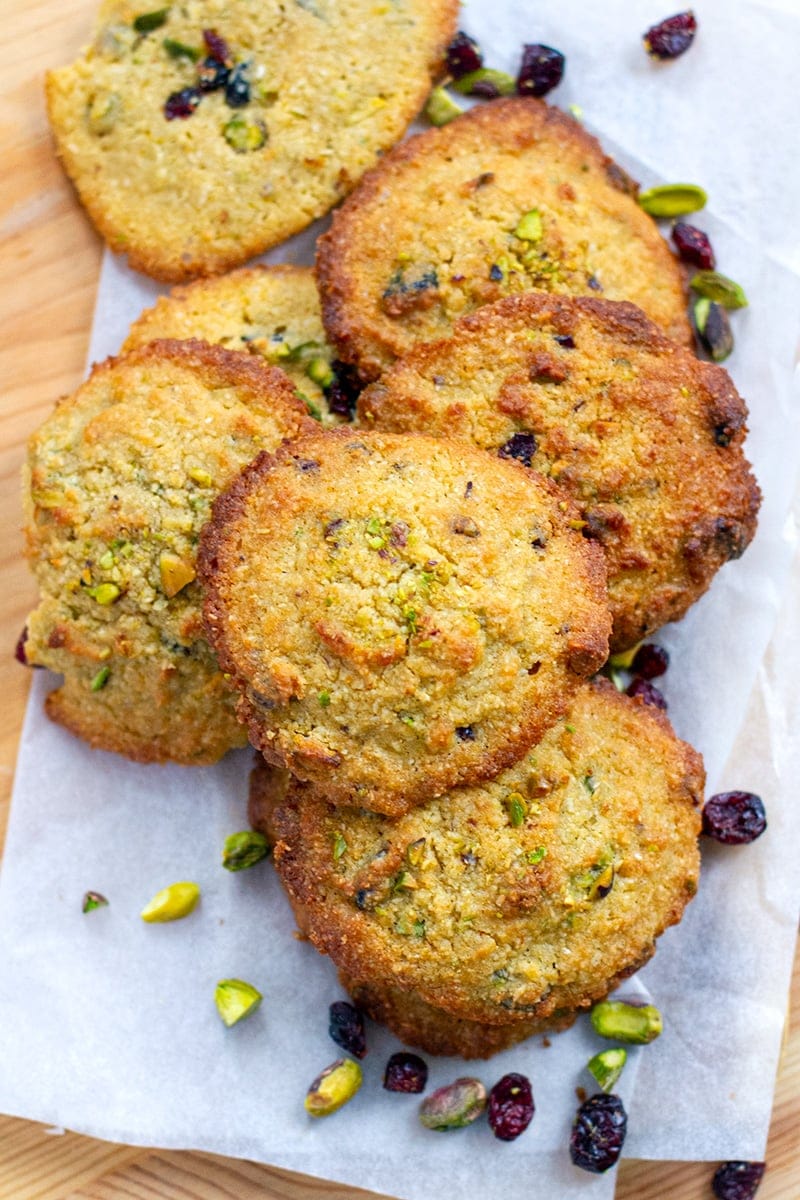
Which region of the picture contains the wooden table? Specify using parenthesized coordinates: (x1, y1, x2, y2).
(2, 3, 798, 1197)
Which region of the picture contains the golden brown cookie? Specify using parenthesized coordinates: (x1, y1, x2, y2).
(250, 680, 703, 1033)
(359, 293, 761, 651)
(46, 0, 458, 281)
(316, 96, 693, 382)
(23, 338, 313, 764)
(200, 427, 610, 814)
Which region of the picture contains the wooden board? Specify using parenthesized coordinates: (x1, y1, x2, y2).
(1, 3, 797, 1197)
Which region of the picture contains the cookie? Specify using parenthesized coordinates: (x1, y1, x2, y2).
(316, 97, 693, 382)
(200, 427, 611, 814)
(123, 264, 351, 424)
(45, 0, 457, 281)
(23, 339, 313, 764)
(359, 294, 761, 651)
(250, 680, 703, 1033)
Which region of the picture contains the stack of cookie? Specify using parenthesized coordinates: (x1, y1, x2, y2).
(32, 6, 762, 1054)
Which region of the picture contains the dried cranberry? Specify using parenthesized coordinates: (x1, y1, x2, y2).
(672, 222, 716, 270)
(630, 643, 669, 680)
(702, 792, 766, 845)
(225, 63, 250, 107)
(203, 29, 232, 65)
(554, 334, 576, 349)
(446, 30, 483, 79)
(383, 1051, 428, 1093)
(325, 360, 361, 419)
(516, 44, 565, 98)
(712, 1162, 766, 1200)
(626, 678, 667, 709)
(498, 431, 537, 467)
(488, 1072, 534, 1141)
(14, 628, 29, 665)
(643, 11, 697, 59)
(328, 1001, 367, 1059)
(456, 725, 475, 741)
(198, 56, 230, 92)
(570, 1093, 627, 1173)
(164, 87, 201, 119)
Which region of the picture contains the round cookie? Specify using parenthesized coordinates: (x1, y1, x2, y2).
(316, 97, 693, 382)
(24, 338, 313, 764)
(199, 427, 611, 814)
(123, 265, 350, 424)
(250, 680, 703, 1029)
(359, 294, 761, 651)
(45, 0, 457, 282)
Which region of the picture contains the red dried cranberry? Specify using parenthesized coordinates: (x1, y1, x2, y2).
(702, 792, 766, 845)
(488, 1072, 534, 1141)
(198, 56, 230, 92)
(383, 1051, 428, 1093)
(203, 29, 232, 65)
(164, 87, 201, 119)
(570, 1093, 627, 1173)
(328, 1001, 367, 1059)
(14, 628, 29, 665)
(446, 31, 483, 79)
(626, 678, 667, 709)
(517, 44, 565, 98)
(630, 643, 669, 680)
(672, 222, 716, 270)
(326, 360, 361, 419)
(712, 1161, 766, 1200)
(498, 431, 537, 467)
(643, 11, 697, 59)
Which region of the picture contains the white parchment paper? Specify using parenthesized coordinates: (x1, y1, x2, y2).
(2, 1, 800, 1194)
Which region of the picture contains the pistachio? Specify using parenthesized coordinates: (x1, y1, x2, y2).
(159, 552, 196, 598)
(452, 68, 516, 97)
(505, 792, 527, 827)
(140, 881, 200, 923)
(406, 837, 426, 867)
(318, 690, 331, 707)
(163, 37, 200, 61)
(187, 466, 213, 487)
(424, 86, 463, 126)
(222, 830, 271, 871)
(90, 666, 111, 692)
(419, 1077, 487, 1130)
(637, 183, 707, 218)
(590, 999, 663, 1044)
(306, 357, 334, 389)
(214, 978, 263, 1026)
(332, 831, 347, 860)
(693, 298, 734, 362)
(305, 1058, 363, 1117)
(526, 845, 547, 865)
(86, 582, 120, 605)
(514, 209, 543, 242)
(608, 643, 641, 669)
(133, 8, 170, 33)
(587, 1047, 628, 1092)
(689, 270, 748, 309)
(87, 90, 122, 135)
(82, 890, 108, 913)
(223, 116, 268, 153)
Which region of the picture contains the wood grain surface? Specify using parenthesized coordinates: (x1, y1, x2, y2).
(1, 3, 797, 1198)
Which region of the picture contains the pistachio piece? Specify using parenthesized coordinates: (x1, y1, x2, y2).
(332, 831, 347, 860)
(305, 1058, 363, 1117)
(587, 1047, 628, 1091)
(140, 881, 200, 923)
(90, 665, 111, 692)
(86, 582, 120, 605)
(452, 68, 516, 97)
(608, 643, 641, 670)
(222, 830, 271, 871)
(306, 357, 334, 389)
(82, 890, 109, 913)
(689, 270, 748, 309)
(693, 298, 734, 362)
(87, 90, 122, 135)
(514, 209, 543, 242)
(187, 466, 213, 487)
(215, 978, 263, 1026)
(505, 792, 527, 827)
(419, 1077, 487, 1130)
(163, 37, 201, 61)
(424, 86, 463, 126)
(590, 999, 663, 1044)
(223, 117, 267, 153)
(637, 183, 707, 218)
(133, 8, 170, 33)
(159, 552, 196, 598)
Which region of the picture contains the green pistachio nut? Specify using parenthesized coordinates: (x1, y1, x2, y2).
(223, 117, 268, 153)
(222, 830, 271, 872)
(306, 357, 335, 389)
(608, 643, 641, 670)
(637, 183, 707, 218)
(587, 1047, 628, 1091)
(140, 880, 200, 923)
(82, 890, 109, 913)
(689, 270, 748, 309)
(215, 978, 263, 1026)
(133, 8, 170, 33)
(452, 68, 516, 97)
(693, 298, 734, 362)
(514, 209, 543, 242)
(305, 1058, 363, 1117)
(590, 1000, 663, 1044)
(419, 1077, 487, 1130)
(424, 86, 463, 127)
(505, 792, 527, 827)
(87, 90, 122, 135)
(90, 666, 111, 692)
(163, 37, 200, 60)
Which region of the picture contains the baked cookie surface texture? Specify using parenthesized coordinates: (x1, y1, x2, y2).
(249, 681, 703, 1051)
(24, 339, 312, 765)
(200, 428, 611, 814)
(46, 0, 458, 281)
(360, 294, 761, 651)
